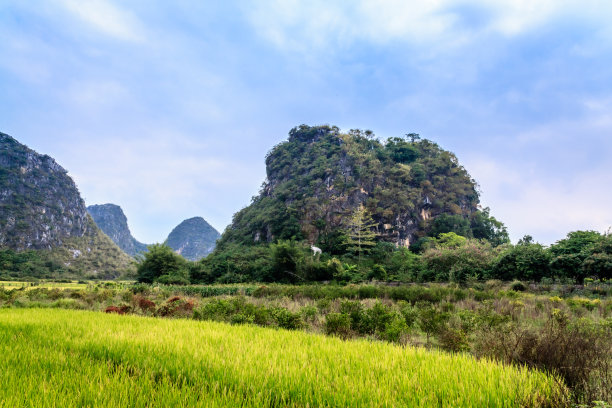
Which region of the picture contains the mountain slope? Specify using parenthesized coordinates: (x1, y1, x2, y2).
(88, 204, 148, 256)
(166, 217, 220, 261)
(0, 132, 133, 278)
(218, 125, 502, 250)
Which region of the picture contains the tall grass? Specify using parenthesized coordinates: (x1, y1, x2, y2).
(0, 309, 566, 407)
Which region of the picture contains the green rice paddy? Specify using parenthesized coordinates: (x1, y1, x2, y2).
(0, 308, 566, 407)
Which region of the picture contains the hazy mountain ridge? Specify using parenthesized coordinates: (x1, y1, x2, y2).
(166, 217, 220, 261)
(0, 132, 133, 278)
(87, 204, 148, 257)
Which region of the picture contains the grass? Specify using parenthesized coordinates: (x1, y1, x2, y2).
(0, 308, 566, 407)
(0, 280, 89, 290)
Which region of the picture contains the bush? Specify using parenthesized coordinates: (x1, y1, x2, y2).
(417, 303, 450, 346)
(271, 307, 303, 330)
(510, 280, 527, 292)
(340, 300, 365, 332)
(300, 305, 318, 322)
(324, 313, 351, 339)
(380, 315, 409, 343)
(194, 299, 233, 322)
(472, 308, 611, 404)
(398, 301, 419, 328)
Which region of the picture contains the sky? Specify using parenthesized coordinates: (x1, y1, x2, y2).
(1, 0, 611, 245)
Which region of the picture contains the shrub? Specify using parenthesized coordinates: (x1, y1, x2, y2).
(135, 296, 156, 312)
(324, 313, 351, 339)
(380, 315, 409, 343)
(300, 305, 318, 322)
(366, 302, 395, 334)
(231, 313, 254, 325)
(357, 285, 380, 299)
(340, 300, 365, 331)
(271, 308, 303, 330)
(104, 305, 130, 314)
(52, 298, 85, 310)
(398, 301, 419, 328)
(437, 326, 469, 352)
(194, 299, 233, 322)
(510, 281, 527, 292)
(417, 303, 450, 346)
(472, 308, 611, 404)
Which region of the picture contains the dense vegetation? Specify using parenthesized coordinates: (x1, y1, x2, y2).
(133, 230, 611, 286)
(218, 125, 507, 250)
(2, 280, 610, 404)
(0, 217, 135, 280)
(0, 307, 568, 406)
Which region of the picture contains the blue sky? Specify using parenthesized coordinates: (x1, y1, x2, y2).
(1, 0, 611, 245)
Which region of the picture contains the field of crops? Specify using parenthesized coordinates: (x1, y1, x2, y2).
(0, 309, 565, 407)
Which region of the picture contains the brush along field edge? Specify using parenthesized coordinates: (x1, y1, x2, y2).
(0, 309, 566, 407)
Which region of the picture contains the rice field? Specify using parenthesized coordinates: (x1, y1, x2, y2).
(0, 280, 91, 290)
(0, 308, 566, 407)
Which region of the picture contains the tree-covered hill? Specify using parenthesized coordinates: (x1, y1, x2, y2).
(218, 125, 507, 252)
(0, 132, 133, 279)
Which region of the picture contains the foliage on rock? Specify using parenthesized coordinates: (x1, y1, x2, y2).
(217, 125, 506, 250)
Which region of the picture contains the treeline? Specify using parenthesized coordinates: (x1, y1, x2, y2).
(136, 230, 611, 285)
(0, 249, 67, 280)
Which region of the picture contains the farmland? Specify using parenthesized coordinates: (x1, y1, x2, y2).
(1, 280, 611, 405)
(0, 308, 566, 407)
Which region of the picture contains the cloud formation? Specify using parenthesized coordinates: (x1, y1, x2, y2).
(58, 0, 145, 42)
(1, 0, 611, 244)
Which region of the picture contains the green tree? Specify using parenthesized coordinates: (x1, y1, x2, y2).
(421, 239, 498, 283)
(429, 214, 471, 238)
(493, 241, 551, 281)
(470, 207, 510, 246)
(385, 137, 419, 163)
(582, 232, 612, 281)
(270, 240, 304, 283)
(344, 205, 378, 261)
(434, 232, 467, 248)
(136, 243, 189, 284)
(549, 231, 602, 283)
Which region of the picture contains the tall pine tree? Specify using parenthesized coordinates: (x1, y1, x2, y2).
(344, 205, 378, 261)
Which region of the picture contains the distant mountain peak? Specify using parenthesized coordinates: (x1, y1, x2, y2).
(166, 216, 220, 261)
(87, 203, 148, 257)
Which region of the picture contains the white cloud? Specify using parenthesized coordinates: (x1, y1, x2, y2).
(243, 0, 612, 54)
(58, 0, 145, 42)
(464, 155, 612, 245)
(50, 130, 263, 242)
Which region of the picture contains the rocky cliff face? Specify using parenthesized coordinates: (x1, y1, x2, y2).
(218, 125, 482, 249)
(0, 132, 133, 278)
(0, 133, 90, 250)
(166, 217, 220, 261)
(88, 204, 148, 257)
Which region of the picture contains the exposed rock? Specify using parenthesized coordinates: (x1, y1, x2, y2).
(88, 203, 148, 256)
(0, 132, 133, 278)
